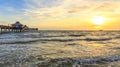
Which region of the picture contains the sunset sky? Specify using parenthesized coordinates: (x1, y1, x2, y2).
(0, 0, 120, 30)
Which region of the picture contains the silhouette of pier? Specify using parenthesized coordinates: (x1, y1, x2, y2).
(0, 21, 38, 33)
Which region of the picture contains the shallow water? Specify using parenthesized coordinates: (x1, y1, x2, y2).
(0, 31, 120, 67)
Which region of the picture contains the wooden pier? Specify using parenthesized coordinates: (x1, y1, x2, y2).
(0, 21, 38, 33)
(0, 25, 38, 33)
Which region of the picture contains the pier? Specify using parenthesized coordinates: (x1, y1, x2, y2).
(0, 21, 38, 33)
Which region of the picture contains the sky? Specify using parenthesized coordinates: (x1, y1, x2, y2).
(0, 0, 120, 30)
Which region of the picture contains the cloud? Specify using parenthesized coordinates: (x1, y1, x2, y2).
(24, 0, 120, 20)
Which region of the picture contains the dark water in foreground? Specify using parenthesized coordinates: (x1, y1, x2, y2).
(0, 31, 120, 67)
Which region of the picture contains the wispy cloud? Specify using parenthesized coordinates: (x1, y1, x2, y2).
(24, 0, 120, 20)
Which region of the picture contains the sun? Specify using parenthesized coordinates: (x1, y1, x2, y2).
(92, 16, 107, 25)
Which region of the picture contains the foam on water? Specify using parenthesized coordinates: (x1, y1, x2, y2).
(0, 31, 120, 67)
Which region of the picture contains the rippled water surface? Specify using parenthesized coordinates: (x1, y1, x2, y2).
(0, 31, 120, 67)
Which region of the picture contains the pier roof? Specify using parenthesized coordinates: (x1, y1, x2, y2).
(11, 21, 23, 27)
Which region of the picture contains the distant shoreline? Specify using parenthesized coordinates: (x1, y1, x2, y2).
(37, 30, 120, 32)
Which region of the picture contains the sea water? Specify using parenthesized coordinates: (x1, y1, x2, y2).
(0, 31, 120, 67)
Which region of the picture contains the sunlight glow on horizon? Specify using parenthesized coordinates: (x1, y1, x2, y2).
(92, 16, 107, 26)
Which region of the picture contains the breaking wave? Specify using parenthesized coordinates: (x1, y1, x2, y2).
(37, 55, 120, 67)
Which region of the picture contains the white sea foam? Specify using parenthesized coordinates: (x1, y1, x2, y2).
(0, 31, 120, 67)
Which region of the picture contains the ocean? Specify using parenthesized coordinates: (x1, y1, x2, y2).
(0, 31, 120, 67)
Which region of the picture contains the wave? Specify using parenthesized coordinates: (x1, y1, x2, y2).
(0, 38, 80, 44)
(68, 34, 85, 37)
(0, 37, 113, 44)
(1, 55, 120, 67)
(0, 31, 118, 44)
(0, 39, 40, 44)
(37, 55, 120, 67)
(40, 39, 80, 42)
(113, 36, 120, 40)
(85, 38, 112, 41)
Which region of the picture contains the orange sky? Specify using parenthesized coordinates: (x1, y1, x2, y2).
(0, 0, 120, 30)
